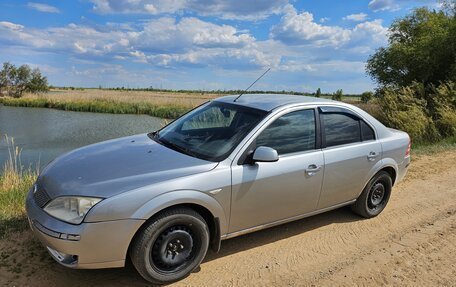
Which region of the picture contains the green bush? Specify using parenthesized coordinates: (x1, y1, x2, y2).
(430, 82, 456, 137)
(332, 89, 343, 101)
(377, 86, 432, 141)
(377, 81, 456, 142)
(361, 91, 373, 103)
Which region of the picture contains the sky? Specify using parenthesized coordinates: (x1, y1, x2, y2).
(0, 0, 442, 93)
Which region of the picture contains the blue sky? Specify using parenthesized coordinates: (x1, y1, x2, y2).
(0, 0, 440, 93)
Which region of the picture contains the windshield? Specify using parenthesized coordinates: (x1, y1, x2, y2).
(152, 101, 267, 162)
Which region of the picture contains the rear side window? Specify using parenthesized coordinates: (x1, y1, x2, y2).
(322, 113, 361, 147)
(256, 109, 316, 155)
(361, 121, 375, 141)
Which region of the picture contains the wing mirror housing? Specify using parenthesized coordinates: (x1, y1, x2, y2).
(252, 146, 279, 163)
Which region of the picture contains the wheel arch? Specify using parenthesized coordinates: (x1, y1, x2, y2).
(128, 190, 226, 255)
(379, 158, 399, 185)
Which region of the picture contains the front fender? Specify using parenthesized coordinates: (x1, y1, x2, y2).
(131, 189, 228, 235)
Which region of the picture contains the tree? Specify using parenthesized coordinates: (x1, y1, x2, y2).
(28, 68, 50, 94)
(361, 91, 373, 103)
(0, 62, 48, 97)
(0, 62, 16, 96)
(315, 87, 321, 98)
(332, 89, 343, 101)
(366, 7, 456, 88)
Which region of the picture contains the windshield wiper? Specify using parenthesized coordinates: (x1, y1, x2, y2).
(158, 137, 199, 158)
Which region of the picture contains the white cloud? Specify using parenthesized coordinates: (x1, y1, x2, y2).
(319, 17, 330, 23)
(343, 13, 368, 22)
(350, 19, 388, 46)
(132, 17, 255, 53)
(0, 21, 24, 31)
(89, 0, 288, 20)
(0, 3, 391, 92)
(368, 0, 400, 12)
(271, 5, 387, 51)
(270, 4, 351, 47)
(27, 2, 60, 13)
(0, 18, 275, 70)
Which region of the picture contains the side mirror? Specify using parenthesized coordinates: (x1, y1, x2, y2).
(252, 146, 279, 163)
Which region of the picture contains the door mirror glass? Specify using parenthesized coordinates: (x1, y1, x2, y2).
(252, 146, 279, 162)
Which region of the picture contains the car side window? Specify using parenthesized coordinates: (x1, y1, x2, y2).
(256, 109, 316, 155)
(361, 120, 375, 141)
(322, 113, 361, 147)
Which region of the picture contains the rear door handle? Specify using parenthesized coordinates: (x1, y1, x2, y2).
(367, 152, 378, 161)
(306, 164, 322, 176)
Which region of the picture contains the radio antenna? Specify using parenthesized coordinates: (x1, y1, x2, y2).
(233, 67, 271, 102)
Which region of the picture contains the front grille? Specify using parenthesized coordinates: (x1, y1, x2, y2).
(33, 184, 51, 208)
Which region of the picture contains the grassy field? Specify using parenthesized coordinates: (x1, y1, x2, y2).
(0, 89, 362, 119)
(0, 89, 220, 118)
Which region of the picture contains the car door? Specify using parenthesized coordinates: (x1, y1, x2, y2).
(317, 106, 382, 209)
(229, 108, 324, 233)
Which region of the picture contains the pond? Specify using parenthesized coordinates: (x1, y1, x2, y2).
(0, 105, 166, 170)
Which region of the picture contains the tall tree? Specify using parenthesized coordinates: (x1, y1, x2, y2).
(0, 62, 49, 97)
(366, 7, 456, 88)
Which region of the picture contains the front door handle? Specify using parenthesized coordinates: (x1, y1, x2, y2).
(306, 164, 322, 176)
(367, 151, 378, 161)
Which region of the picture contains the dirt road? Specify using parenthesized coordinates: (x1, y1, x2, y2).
(1, 151, 455, 286)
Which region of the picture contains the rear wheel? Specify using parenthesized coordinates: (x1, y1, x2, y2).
(351, 171, 392, 218)
(130, 207, 209, 284)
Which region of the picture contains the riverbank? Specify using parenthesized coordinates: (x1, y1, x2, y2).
(0, 89, 364, 119)
(0, 136, 37, 238)
(0, 89, 221, 118)
(0, 96, 190, 119)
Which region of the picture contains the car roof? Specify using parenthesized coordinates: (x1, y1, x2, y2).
(214, 94, 336, 111)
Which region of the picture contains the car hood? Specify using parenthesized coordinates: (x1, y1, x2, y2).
(38, 134, 218, 198)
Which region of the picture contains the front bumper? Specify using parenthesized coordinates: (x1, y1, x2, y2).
(25, 189, 145, 269)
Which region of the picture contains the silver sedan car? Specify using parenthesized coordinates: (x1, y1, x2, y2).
(26, 94, 411, 284)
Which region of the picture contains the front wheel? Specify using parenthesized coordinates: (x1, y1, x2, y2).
(351, 171, 392, 218)
(130, 207, 209, 284)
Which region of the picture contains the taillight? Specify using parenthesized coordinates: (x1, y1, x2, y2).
(405, 138, 411, 157)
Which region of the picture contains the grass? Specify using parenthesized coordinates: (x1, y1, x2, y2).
(0, 136, 38, 238)
(412, 135, 456, 155)
(0, 89, 218, 119)
(0, 89, 363, 119)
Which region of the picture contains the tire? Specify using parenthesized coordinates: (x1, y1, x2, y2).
(130, 207, 210, 285)
(351, 171, 392, 218)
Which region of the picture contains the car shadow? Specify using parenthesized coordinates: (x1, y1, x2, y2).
(37, 206, 362, 286)
(203, 206, 361, 263)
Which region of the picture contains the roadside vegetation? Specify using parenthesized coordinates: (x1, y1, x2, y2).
(0, 136, 38, 238)
(367, 4, 456, 143)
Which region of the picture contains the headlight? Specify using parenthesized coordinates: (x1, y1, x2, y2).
(43, 196, 102, 224)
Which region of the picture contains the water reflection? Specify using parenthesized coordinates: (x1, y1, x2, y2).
(0, 105, 165, 169)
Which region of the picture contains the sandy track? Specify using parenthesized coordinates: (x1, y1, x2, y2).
(1, 151, 455, 286)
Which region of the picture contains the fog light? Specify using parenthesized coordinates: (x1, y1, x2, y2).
(46, 247, 78, 265)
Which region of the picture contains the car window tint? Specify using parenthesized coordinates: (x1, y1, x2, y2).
(181, 106, 235, 130)
(322, 113, 361, 147)
(361, 120, 375, 141)
(256, 110, 316, 155)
